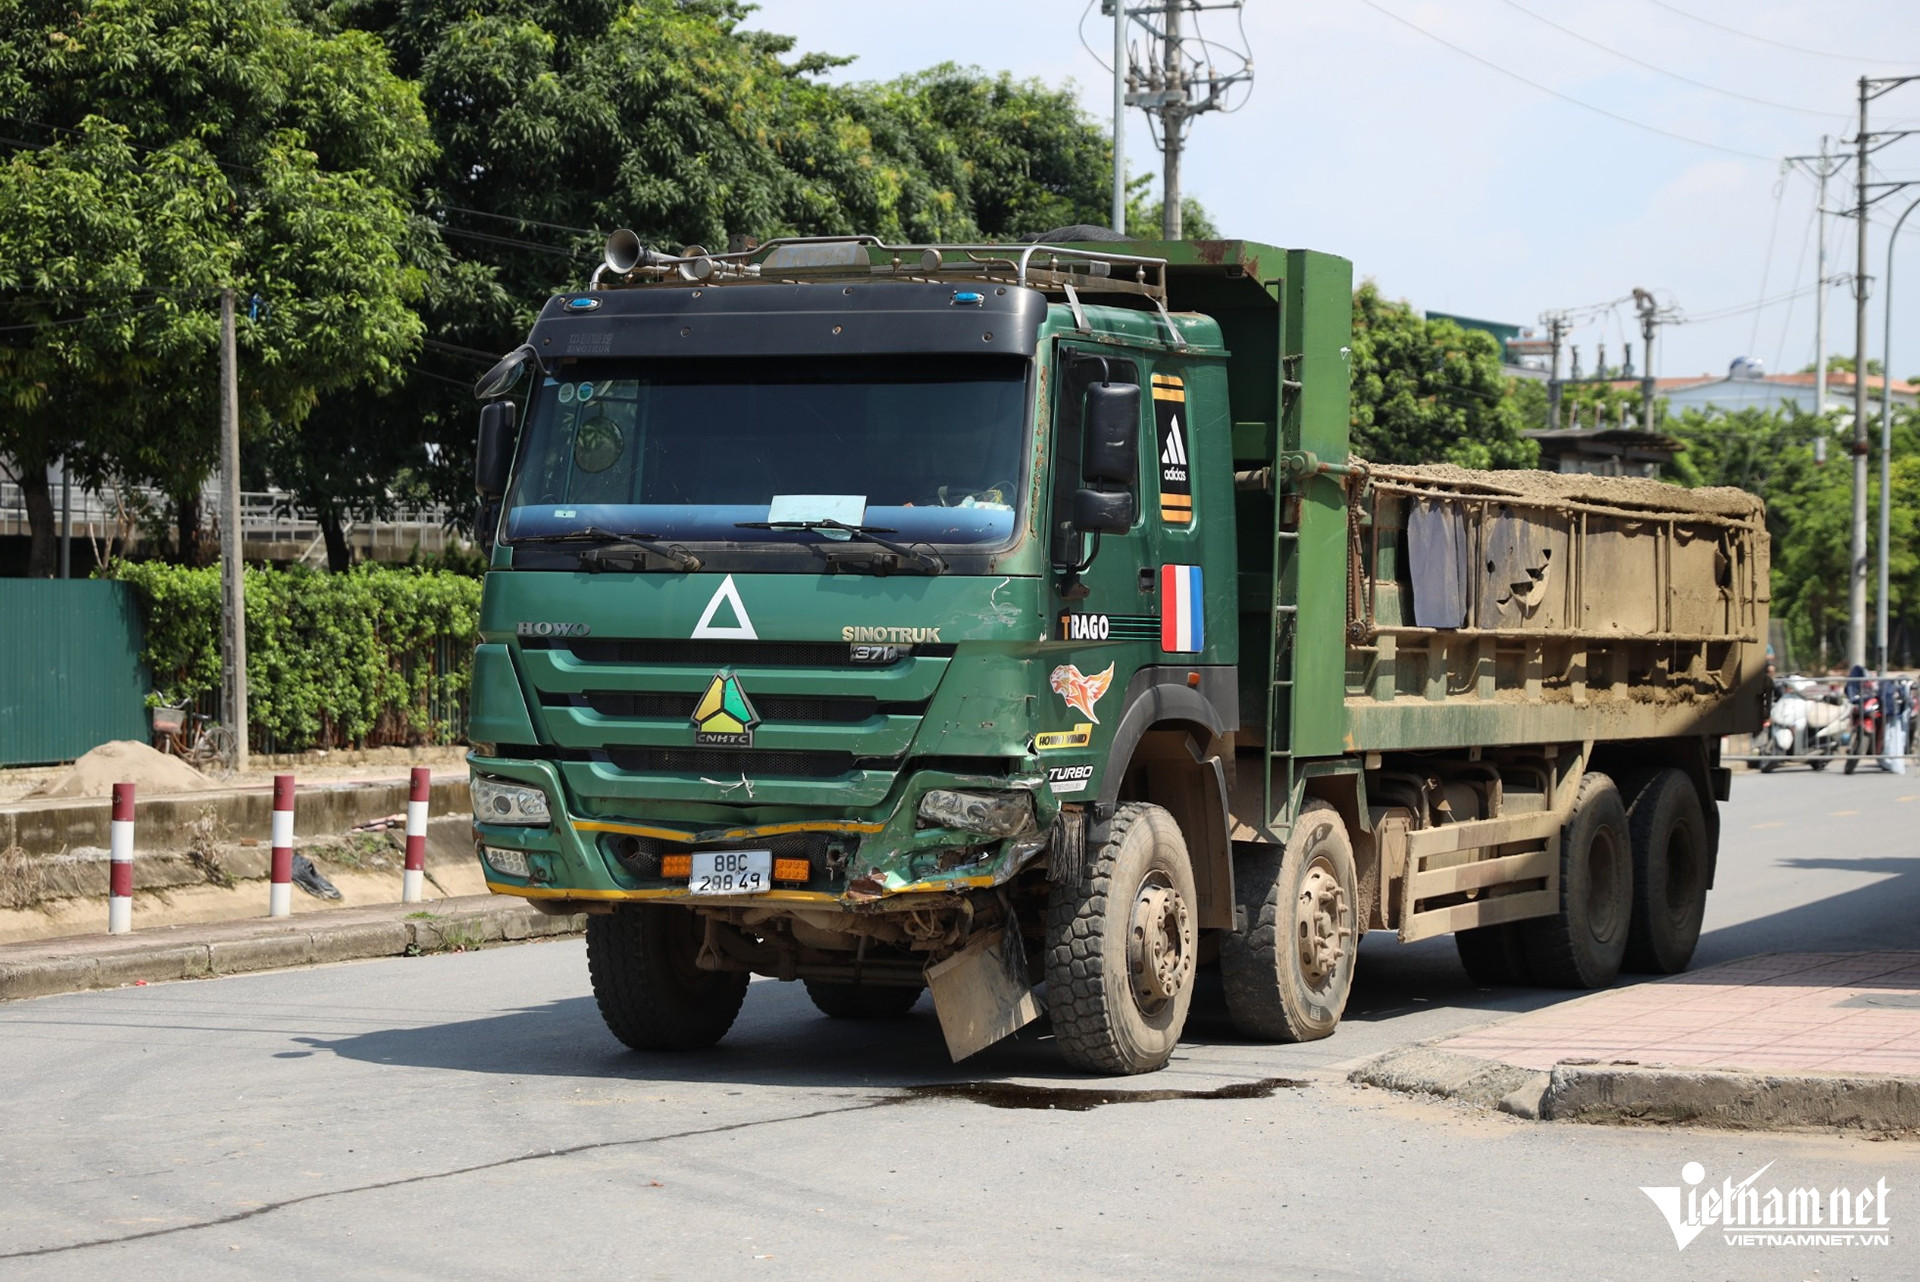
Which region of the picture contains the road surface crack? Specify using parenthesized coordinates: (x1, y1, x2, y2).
(0, 1098, 894, 1259)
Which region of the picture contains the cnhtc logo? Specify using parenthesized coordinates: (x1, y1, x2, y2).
(1641, 1161, 1892, 1250)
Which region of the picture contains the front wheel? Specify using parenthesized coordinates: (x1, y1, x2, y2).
(586, 907, 748, 1051)
(1220, 801, 1358, 1041)
(1045, 802, 1198, 1075)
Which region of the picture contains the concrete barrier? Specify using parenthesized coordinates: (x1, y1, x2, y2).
(0, 775, 469, 856)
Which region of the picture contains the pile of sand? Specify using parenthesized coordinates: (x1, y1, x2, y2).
(1362, 459, 1764, 520)
(25, 740, 223, 800)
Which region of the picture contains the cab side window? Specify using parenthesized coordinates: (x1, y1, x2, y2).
(1051, 350, 1141, 566)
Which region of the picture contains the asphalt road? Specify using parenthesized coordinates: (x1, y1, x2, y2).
(2, 768, 1917, 1280)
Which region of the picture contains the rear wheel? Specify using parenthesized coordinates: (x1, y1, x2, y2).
(586, 907, 748, 1051)
(1520, 772, 1632, 989)
(803, 979, 924, 1019)
(1220, 801, 1358, 1041)
(1621, 768, 1710, 974)
(1045, 802, 1198, 1075)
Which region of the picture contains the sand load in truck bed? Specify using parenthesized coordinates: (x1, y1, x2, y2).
(1336, 460, 1770, 749)
(1358, 460, 1764, 522)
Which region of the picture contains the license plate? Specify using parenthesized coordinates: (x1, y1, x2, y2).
(688, 849, 771, 896)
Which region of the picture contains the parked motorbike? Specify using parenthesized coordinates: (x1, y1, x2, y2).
(1756, 677, 1857, 772)
(1847, 686, 1880, 776)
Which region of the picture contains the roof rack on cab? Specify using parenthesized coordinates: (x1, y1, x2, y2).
(591, 231, 1176, 337)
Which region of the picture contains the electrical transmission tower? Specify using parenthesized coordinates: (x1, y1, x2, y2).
(1103, 1, 1254, 238)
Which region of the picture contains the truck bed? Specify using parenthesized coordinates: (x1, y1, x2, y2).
(1337, 459, 1770, 752)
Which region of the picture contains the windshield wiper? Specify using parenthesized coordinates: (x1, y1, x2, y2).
(507, 526, 701, 572)
(734, 519, 946, 575)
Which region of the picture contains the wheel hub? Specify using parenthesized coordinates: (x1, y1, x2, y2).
(1295, 860, 1350, 988)
(1128, 875, 1194, 1015)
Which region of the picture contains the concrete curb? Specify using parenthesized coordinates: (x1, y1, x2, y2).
(0, 894, 586, 1002)
(1350, 1044, 1920, 1132)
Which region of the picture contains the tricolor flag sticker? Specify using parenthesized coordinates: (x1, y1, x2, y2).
(1160, 564, 1205, 653)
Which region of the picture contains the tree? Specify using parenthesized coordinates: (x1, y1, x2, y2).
(315, 3, 1140, 534)
(1664, 405, 1920, 669)
(1347, 281, 1538, 470)
(0, 0, 433, 573)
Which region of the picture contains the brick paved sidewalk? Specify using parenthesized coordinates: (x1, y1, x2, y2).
(1436, 952, 1920, 1077)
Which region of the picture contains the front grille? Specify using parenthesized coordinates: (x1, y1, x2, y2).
(605, 747, 858, 778)
(553, 639, 954, 667)
(565, 691, 918, 723)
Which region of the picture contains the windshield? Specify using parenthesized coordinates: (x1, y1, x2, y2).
(503, 355, 1031, 547)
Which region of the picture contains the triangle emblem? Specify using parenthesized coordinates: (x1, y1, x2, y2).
(692, 574, 757, 640)
(1162, 420, 1187, 466)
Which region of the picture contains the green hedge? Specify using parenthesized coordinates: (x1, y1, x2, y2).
(107, 562, 482, 751)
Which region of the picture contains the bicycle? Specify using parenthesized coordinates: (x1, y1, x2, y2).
(152, 704, 237, 771)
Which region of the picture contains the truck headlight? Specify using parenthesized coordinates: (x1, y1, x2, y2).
(916, 789, 1036, 839)
(471, 775, 551, 826)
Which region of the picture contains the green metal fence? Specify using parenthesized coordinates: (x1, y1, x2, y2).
(0, 580, 151, 766)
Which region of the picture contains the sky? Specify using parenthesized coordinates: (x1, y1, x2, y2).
(746, 0, 1920, 385)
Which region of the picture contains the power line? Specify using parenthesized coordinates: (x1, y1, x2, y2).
(1749, 174, 1789, 352)
(1641, 0, 1920, 68)
(1773, 195, 1820, 372)
(0, 301, 181, 334)
(1353, 0, 1777, 162)
(1493, 0, 1847, 120)
(421, 200, 599, 237)
(434, 225, 581, 257)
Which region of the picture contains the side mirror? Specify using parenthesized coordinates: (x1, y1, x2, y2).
(475, 400, 518, 499)
(1072, 487, 1134, 535)
(474, 344, 536, 400)
(1082, 383, 1140, 484)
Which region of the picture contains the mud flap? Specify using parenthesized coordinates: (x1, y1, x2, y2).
(926, 922, 1043, 1062)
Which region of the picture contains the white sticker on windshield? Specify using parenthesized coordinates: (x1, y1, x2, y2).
(577, 381, 595, 402)
(554, 508, 576, 518)
(768, 494, 867, 537)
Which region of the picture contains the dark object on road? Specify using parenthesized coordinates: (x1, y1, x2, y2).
(292, 854, 342, 900)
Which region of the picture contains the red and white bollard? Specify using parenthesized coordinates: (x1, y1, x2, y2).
(269, 774, 294, 918)
(403, 766, 430, 903)
(108, 782, 135, 934)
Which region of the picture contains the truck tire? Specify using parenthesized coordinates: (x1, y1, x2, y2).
(586, 906, 748, 1051)
(1219, 801, 1357, 1041)
(803, 979, 924, 1019)
(1519, 772, 1632, 989)
(1620, 768, 1710, 974)
(1045, 802, 1198, 1075)
(1454, 922, 1532, 988)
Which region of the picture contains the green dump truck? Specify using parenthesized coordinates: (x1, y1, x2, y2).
(466, 234, 1769, 1074)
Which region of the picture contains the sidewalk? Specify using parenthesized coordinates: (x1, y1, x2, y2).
(0, 894, 586, 1002)
(1352, 952, 1920, 1131)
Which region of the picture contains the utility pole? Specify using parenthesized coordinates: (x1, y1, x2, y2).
(1117, 1, 1252, 240)
(1846, 74, 1920, 670)
(1781, 141, 1843, 412)
(1880, 193, 1920, 678)
(1112, 0, 1127, 233)
(58, 458, 70, 579)
(1631, 288, 1676, 431)
(1543, 312, 1569, 429)
(218, 288, 248, 772)
(1161, 0, 1184, 238)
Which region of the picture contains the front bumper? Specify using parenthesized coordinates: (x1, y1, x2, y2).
(469, 751, 1056, 910)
